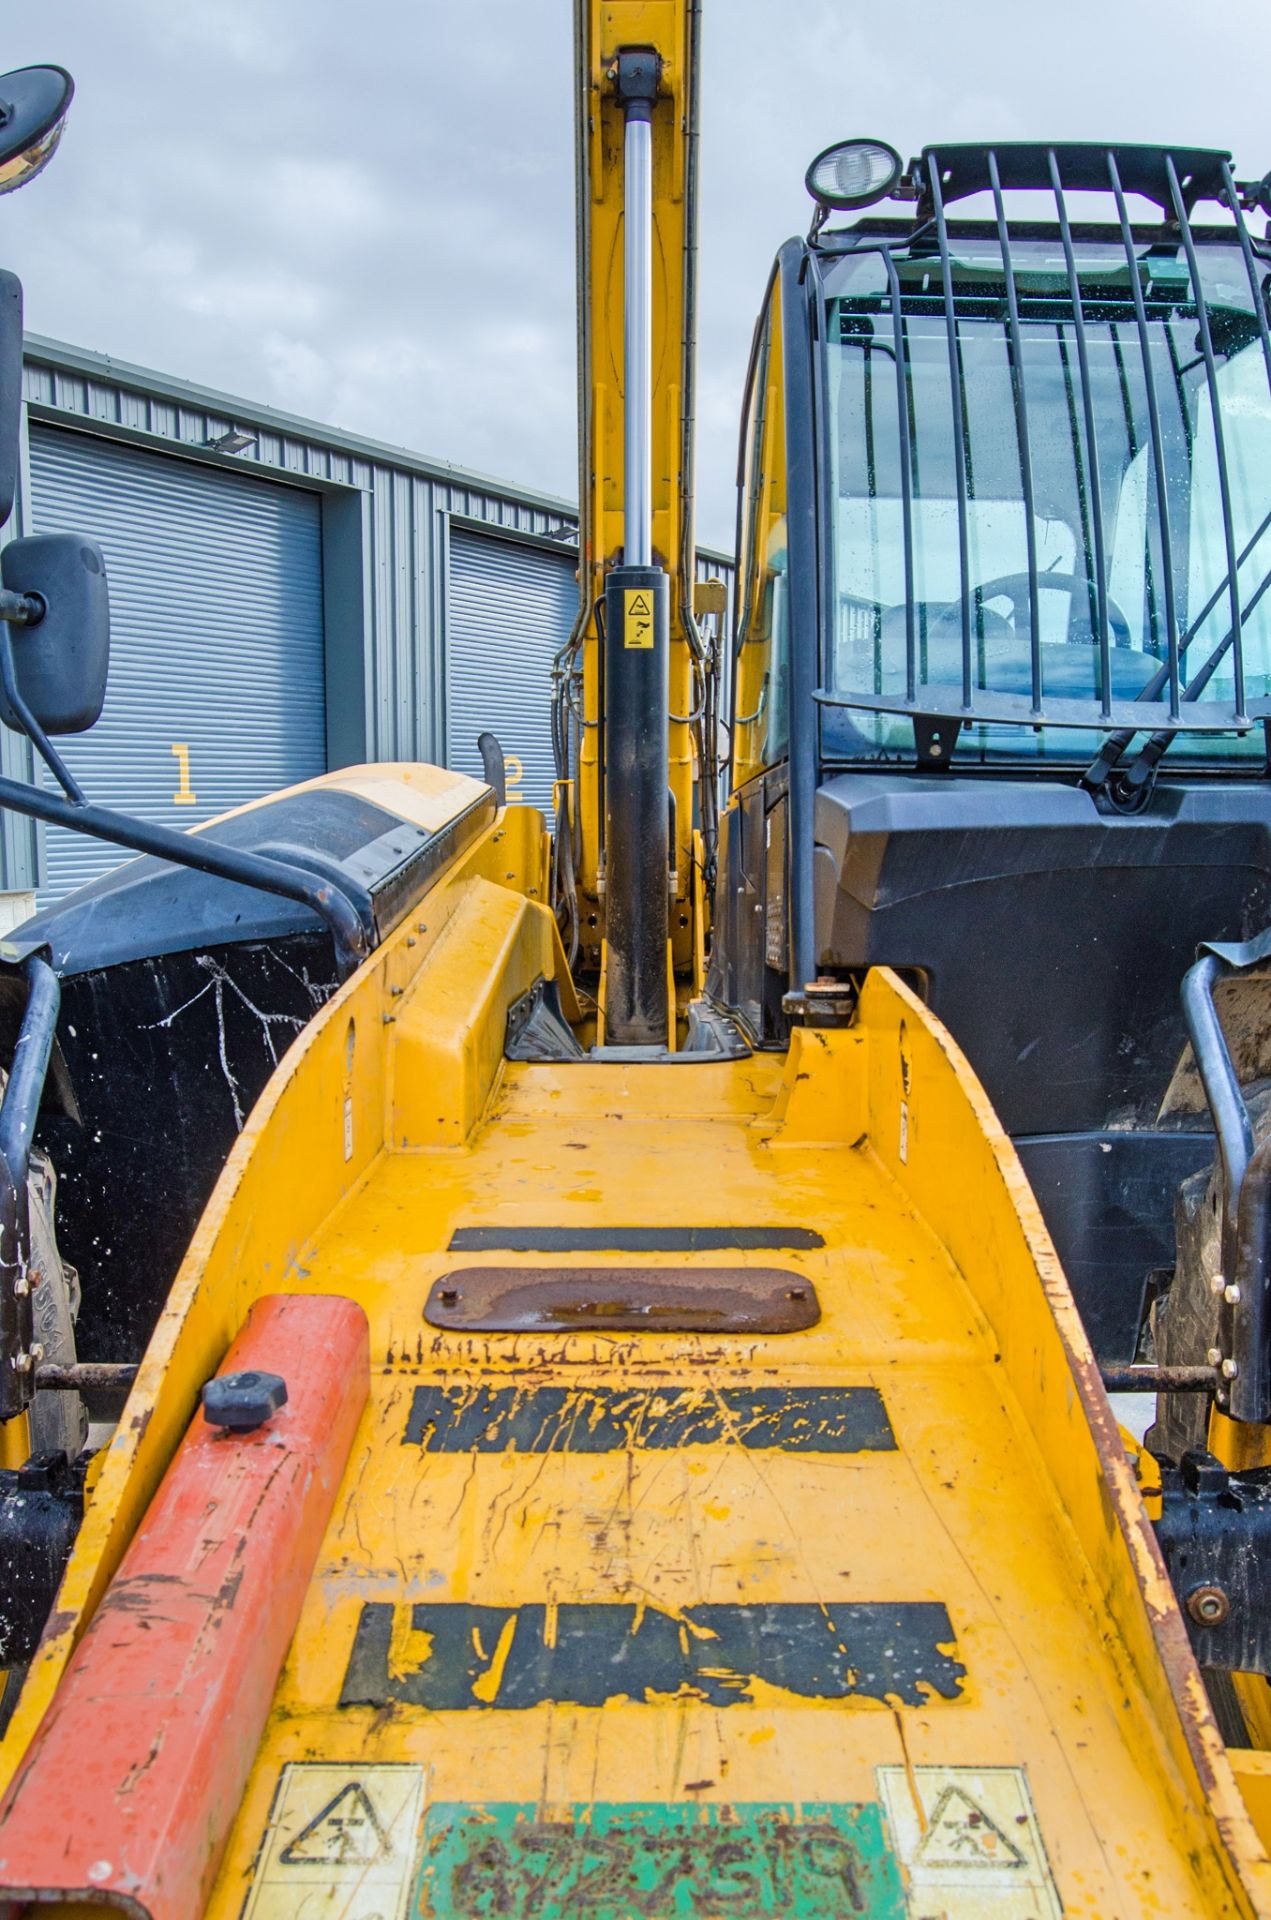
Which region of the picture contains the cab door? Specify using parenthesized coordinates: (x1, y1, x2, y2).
(709, 279, 792, 1039)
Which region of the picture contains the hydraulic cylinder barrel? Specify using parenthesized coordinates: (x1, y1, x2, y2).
(603, 564, 668, 1045)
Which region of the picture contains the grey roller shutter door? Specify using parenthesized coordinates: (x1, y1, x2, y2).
(27, 426, 326, 900)
(446, 526, 576, 813)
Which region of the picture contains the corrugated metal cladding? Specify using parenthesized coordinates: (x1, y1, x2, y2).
(444, 528, 736, 813)
(28, 425, 325, 899)
(9, 337, 734, 900)
(446, 529, 575, 810)
(22, 341, 593, 782)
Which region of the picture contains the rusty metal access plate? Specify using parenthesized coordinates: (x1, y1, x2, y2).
(423, 1266, 820, 1334)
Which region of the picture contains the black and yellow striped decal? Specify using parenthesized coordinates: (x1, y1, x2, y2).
(402, 1384, 895, 1453)
(341, 1601, 964, 1710)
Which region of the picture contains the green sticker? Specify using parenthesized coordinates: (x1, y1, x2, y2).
(414, 1801, 905, 1918)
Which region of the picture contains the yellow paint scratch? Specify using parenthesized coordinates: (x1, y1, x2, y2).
(471, 1612, 518, 1704)
(388, 1605, 434, 1683)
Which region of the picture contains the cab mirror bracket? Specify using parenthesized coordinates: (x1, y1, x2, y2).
(0, 270, 22, 533)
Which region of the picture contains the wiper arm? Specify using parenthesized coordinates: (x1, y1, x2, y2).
(1082, 500, 1271, 797)
(1107, 565, 1271, 805)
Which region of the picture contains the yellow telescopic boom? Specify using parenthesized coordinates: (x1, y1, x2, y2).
(559, 0, 705, 1037)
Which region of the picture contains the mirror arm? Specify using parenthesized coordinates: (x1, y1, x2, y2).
(0, 619, 86, 806)
(0, 776, 372, 980)
(0, 590, 42, 626)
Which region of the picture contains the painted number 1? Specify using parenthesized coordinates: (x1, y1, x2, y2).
(170, 742, 197, 805)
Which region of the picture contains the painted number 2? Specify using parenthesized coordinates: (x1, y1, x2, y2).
(170, 742, 197, 806)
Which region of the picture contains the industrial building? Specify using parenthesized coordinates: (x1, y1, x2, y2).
(0, 335, 732, 920)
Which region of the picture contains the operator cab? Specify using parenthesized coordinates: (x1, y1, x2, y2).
(710, 139, 1271, 1364)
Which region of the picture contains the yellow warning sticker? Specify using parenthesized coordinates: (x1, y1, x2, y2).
(243, 1763, 426, 1920)
(624, 588, 655, 649)
(876, 1765, 1061, 1917)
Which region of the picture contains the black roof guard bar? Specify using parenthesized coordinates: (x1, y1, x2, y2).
(914, 142, 1235, 219)
(814, 141, 1271, 762)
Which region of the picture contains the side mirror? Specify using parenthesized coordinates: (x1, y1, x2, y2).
(0, 534, 109, 734)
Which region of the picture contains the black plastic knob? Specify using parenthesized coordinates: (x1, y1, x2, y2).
(201, 1369, 287, 1434)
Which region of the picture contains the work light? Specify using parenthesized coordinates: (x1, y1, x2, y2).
(805, 138, 903, 212)
(0, 67, 73, 197)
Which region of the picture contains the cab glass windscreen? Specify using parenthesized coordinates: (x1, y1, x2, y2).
(821, 234, 1271, 765)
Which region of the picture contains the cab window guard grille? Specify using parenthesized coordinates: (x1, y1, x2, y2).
(815, 142, 1271, 762)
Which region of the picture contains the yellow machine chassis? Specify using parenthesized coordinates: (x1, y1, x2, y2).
(1, 794, 1268, 1916)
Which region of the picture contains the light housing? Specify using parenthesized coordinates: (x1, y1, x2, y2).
(205, 429, 257, 455)
(0, 67, 73, 198)
(805, 138, 903, 213)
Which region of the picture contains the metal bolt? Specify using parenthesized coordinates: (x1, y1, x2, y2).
(1225, 1283, 1242, 1305)
(1207, 1346, 1223, 1367)
(438, 1287, 460, 1308)
(1217, 1388, 1230, 1408)
(1210, 1273, 1227, 1296)
(382, 1013, 396, 1025)
(391, 985, 404, 997)
(1187, 1584, 1230, 1627)
(406, 936, 417, 948)
(12, 1275, 28, 1297)
(1222, 1358, 1239, 1379)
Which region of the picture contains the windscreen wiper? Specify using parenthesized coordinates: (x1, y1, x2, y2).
(1081, 501, 1271, 803)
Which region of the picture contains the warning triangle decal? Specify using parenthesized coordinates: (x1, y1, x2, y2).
(913, 1784, 1026, 1870)
(279, 1782, 389, 1866)
(627, 592, 651, 616)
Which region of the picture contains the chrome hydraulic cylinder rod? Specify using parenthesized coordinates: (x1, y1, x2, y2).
(623, 107, 653, 567)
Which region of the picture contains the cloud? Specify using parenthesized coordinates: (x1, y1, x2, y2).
(264, 159, 390, 239)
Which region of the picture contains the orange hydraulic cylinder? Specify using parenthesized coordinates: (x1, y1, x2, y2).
(0, 1291, 369, 1920)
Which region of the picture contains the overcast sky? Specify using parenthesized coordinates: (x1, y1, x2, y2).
(1, 0, 1270, 551)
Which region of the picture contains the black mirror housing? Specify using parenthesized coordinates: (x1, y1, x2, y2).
(0, 533, 109, 734)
